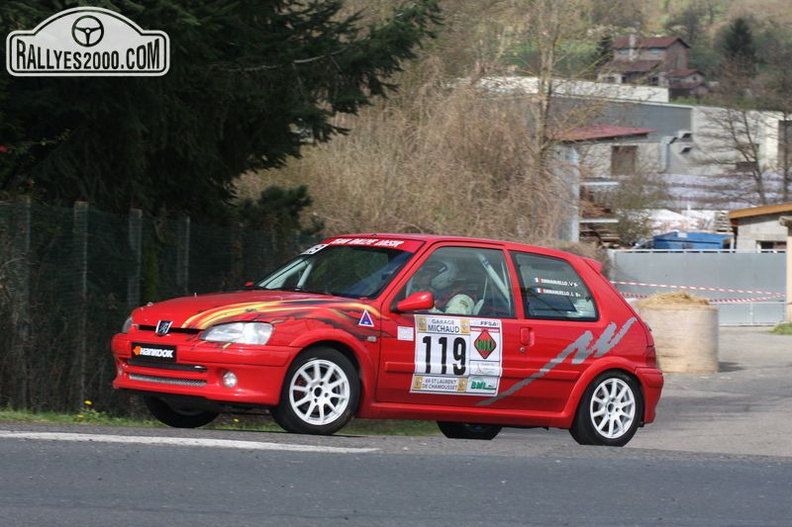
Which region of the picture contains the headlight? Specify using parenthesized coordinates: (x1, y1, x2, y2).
(121, 316, 134, 334)
(201, 322, 273, 345)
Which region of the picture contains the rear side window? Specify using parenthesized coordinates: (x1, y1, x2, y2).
(511, 252, 598, 321)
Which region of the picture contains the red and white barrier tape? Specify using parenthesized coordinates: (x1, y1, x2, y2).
(612, 280, 785, 304)
(618, 292, 783, 304)
(611, 280, 784, 297)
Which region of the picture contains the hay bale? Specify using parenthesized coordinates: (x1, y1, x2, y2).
(636, 291, 711, 308)
(636, 292, 718, 374)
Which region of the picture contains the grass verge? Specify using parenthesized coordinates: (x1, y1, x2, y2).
(771, 322, 792, 335)
(0, 407, 440, 436)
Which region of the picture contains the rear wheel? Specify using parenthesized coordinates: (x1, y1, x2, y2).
(143, 396, 218, 428)
(437, 422, 502, 440)
(569, 371, 643, 447)
(270, 347, 359, 435)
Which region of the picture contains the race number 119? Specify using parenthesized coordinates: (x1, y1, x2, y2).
(420, 335, 467, 376)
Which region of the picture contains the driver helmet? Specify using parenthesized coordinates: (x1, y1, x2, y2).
(414, 259, 458, 291)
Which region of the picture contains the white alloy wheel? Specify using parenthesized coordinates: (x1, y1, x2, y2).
(570, 370, 643, 447)
(288, 358, 352, 425)
(589, 377, 636, 439)
(271, 347, 360, 435)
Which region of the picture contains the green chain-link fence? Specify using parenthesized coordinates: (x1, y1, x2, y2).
(0, 199, 318, 416)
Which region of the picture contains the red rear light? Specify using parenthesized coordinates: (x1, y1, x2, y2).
(645, 343, 659, 369)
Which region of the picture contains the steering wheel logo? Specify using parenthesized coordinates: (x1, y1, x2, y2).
(71, 15, 104, 47)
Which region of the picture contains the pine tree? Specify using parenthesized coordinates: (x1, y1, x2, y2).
(0, 0, 441, 220)
(593, 34, 613, 70)
(720, 17, 758, 76)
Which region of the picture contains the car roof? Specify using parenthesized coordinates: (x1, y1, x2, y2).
(334, 232, 509, 246)
(329, 233, 597, 266)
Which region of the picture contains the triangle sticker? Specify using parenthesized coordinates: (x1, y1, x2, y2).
(358, 310, 375, 327)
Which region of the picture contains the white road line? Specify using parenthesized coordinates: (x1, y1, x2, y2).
(0, 431, 378, 453)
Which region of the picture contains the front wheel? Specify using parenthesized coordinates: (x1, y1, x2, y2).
(569, 371, 643, 447)
(143, 396, 218, 428)
(437, 422, 502, 440)
(270, 347, 360, 435)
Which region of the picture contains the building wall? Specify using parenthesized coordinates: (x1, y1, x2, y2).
(476, 76, 670, 103)
(478, 77, 787, 209)
(481, 77, 786, 178)
(629, 41, 688, 69)
(591, 101, 784, 177)
(575, 141, 661, 177)
(735, 216, 788, 252)
(690, 106, 784, 173)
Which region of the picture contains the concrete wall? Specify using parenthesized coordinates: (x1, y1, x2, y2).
(609, 250, 786, 325)
(734, 216, 788, 252)
(690, 106, 784, 173)
(574, 140, 662, 177)
(594, 102, 784, 177)
(476, 76, 670, 103)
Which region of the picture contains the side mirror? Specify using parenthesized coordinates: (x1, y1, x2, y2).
(396, 291, 434, 313)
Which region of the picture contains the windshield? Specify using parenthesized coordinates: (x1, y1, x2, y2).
(255, 244, 414, 299)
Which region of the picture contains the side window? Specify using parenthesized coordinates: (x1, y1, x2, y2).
(512, 252, 598, 321)
(398, 246, 514, 318)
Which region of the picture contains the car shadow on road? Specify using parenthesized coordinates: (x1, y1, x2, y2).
(717, 361, 742, 372)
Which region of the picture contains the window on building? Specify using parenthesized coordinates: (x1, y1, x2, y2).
(734, 160, 756, 172)
(611, 145, 638, 176)
(758, 240, 786, 252)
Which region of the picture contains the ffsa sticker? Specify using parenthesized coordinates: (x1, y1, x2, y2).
(410, 315, 502, 396)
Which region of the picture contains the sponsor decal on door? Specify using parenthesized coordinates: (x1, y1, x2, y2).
(410, 315, 502, 396)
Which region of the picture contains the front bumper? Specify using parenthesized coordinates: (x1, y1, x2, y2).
(111, 333, 297, 407)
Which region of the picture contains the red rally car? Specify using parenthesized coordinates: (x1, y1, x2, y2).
(111, 234, 663, 446)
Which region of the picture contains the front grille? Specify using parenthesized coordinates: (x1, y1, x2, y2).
(129, 373, 207, 387)
(138, 325, 201, 335)
(128, 358, 208, 372)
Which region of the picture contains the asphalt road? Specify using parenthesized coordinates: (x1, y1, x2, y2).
(0, 433, 789, 527)
(0, 327, 790, 526)
(627, 325, 792, 458)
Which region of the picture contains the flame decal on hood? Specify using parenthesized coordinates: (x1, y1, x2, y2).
(182, 298, 382, 330)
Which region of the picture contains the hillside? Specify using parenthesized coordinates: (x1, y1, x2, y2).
(644, 0, 792, 33)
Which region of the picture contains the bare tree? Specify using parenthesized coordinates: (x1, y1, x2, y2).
(693, 32, 792, 207)
(759, 43, 792, 202)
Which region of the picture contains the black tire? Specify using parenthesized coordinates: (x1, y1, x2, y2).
(437, 421, 502, 440)
(569, 370, 643, 447)
(270, 347, 360, 435)
(143, 396, 218, 428)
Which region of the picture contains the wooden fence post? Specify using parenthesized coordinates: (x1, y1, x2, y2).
(127, 208, 142, 311)
(9, 197, 31, 407)
(72, 201, 89, 403)
(176, 216, 190, 294)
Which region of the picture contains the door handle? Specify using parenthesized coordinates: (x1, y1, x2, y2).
(520, 327, 535, 349)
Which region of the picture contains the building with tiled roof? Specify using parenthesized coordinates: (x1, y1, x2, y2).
(598, 35, 707, 99)
(611, 36, 686, 51)
(729, 203, 792, 252)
